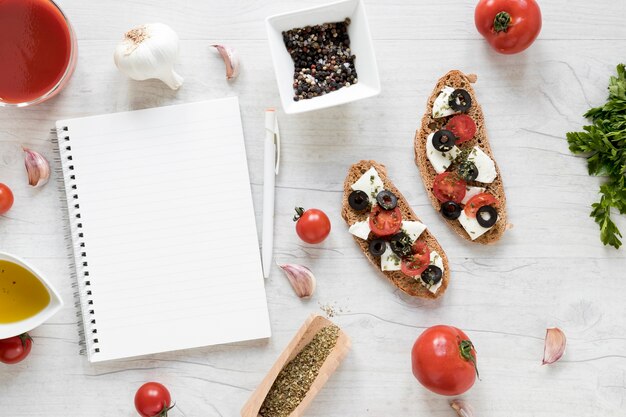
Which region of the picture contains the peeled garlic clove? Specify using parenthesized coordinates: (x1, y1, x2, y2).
(542, 327, 566, 365)
(450, 400, 474, 417)
(23, 147, 50, 188)
(278, 263, 316, 298)
(114, 23, 184, 90)
(212, 45, 240, 80)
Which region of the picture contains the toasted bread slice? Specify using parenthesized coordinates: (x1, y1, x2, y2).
(341, 160, 449, 299)
(415, 70, 507, 244)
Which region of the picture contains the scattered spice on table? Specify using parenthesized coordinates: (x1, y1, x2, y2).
(282, 19, 358, 101)
(319, 302, 337, 318)
(259, 325, 340, 417)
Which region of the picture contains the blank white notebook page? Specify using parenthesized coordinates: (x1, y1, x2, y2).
(57, 97, 270, 362)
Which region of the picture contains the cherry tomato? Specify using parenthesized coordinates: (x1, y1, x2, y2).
(293, 207, 331, 244)
(411, 325, 478, 396)
(134, 382, 173, 417)
(369, 205, 402, 237)
(0, 333, 33, 364)
(401, 240, 431, 277)
(475, 0, 542, 55)
(445, 115, 477, 144)
(0, 183, 14, 215)
(464, 192, 498, 217)
(433, 172, 467, 204)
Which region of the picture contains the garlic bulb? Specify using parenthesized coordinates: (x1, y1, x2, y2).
(114, 23, 183, 90)
(23, 147, 50, 188)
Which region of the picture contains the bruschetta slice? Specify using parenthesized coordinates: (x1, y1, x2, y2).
(415, 70, 507, 244)
(341, 160, 449, 299)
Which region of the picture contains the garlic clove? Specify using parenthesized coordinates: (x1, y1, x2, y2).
(23, 147, 50, 188)
(450, 399, 474, 417)
(278, 263, 316, 298)
(212, 45, 240, 80)
(542, 327, 566, 365)
(114, 23, 184, 90)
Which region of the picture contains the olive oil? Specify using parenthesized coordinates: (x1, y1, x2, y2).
(0, 260, 50, 324)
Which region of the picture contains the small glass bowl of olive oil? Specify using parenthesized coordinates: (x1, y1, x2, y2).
(0, 252, 63, 338)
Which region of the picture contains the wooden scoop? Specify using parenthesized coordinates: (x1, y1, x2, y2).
(241, 314, 351, 417)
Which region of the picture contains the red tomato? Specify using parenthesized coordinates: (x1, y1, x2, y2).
(475, 0, 542, 55)
(0, 333, 33, 364)
(293, 207, 331, 244)
(369, 205, 402, 237)
(433, 172, 467, 204)
(401, 240, 431, 277)
(411, 325, 478, 396)
(0, 183, 14, 215)
(445, 115, 477, 144)
(134, 382, 173, 417)
(464, 192, 498, 217)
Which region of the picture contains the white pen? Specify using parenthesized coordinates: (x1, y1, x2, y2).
(262, 109, 280, 278)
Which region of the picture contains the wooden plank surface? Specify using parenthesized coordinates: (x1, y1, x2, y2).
(1, 1, 625, 416)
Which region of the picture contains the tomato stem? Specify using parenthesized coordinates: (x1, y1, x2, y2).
(493, 11, 511, 33)
(293, 206, 305, 222)
(459, 339, 480, 380)
(18, 332, 33, 348)
(158, 401, 175, 417)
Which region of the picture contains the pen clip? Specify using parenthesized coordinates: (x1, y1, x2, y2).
(273, 117, 280, 175)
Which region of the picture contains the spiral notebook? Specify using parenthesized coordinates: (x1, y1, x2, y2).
(55, 97, 271, 362)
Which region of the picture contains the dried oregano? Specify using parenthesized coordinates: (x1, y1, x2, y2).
(259, 325, 340, 417)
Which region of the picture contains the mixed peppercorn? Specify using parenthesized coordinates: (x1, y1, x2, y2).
(282, 19, 358, 101)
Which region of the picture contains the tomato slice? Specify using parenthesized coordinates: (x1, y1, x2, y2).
(445, 114, 477, 144)
(464, 192, 498, 217)
(401, 240, 431, 277)
(369, 205, 402, 237)
(433, 172, 467, 203)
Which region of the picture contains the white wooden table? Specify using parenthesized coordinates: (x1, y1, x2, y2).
(1, 1, 626, 416)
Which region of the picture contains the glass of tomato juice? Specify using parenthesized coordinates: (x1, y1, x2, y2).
(0, 0, 77, 107)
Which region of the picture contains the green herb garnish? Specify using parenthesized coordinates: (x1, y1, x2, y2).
(566, 64, 626, 249)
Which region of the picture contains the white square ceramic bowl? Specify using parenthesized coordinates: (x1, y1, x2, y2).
(0, 252, 63, 339)
(266, 0, 381, 114)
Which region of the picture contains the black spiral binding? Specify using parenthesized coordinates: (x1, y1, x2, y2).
(52, 126, 100, 357)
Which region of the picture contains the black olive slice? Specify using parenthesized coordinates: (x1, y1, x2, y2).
(376, 190, 398, 210)
(369, 239, 387, 257)
(448, 89, 472, 112)
(348, 190, 369, 211)
(389, 232, 413, 257)
(458, 160, 479, 182)
(421, 265, 443, 286)
(440, 201, 462, 220)
(432, 130, 457, 152)
(476, 205, 498, 228)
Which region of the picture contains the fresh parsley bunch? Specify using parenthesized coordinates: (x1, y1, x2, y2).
(567, 64, 626, 249)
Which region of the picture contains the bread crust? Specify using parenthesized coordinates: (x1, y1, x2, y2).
(341, 160, 449, 299)
(414, 70, 507, 244)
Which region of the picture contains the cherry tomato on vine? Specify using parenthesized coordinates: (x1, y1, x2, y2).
(0, 333, 33, 364)
(475, 0, 542, 55)
(411, 325, 478, 396)
(0, 183, 14, 215)
(293, 207, 331, 244)
(134, 382, 173, 417)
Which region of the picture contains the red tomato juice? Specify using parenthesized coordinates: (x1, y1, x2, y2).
(0, 0, 74, 105)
